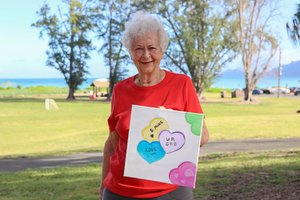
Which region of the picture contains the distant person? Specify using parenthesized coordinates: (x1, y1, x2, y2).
(99, 11, 209, 200)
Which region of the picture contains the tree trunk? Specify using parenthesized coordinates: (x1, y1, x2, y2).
(107, 12, 113, 101)
(67, 86, 76, 100)
(195, 78, 204, 98)
(244, 87, 251, 102)
(107, 83, 113, 101)
(196, 87, 203, 98)
(244, 80, 254, 102)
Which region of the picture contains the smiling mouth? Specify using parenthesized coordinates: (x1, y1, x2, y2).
(141, 61, 153, 64)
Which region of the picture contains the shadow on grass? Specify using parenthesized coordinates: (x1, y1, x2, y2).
(195, 151, 300, 200)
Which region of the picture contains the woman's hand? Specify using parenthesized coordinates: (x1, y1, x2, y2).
(110, 131, 119, 150)
(158, 106, 171, 110)
(200, 121, 209, 147)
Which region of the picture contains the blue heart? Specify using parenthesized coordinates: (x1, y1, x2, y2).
(137, 141, 166, 164)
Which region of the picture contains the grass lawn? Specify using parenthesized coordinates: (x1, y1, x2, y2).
(0, 150, 299, 200)
(0, 86, 69, 96)
(203, 95, 300, 140)
(0, 98, 110, 158)
(195, 150, 300, 199)
(0, 94, 299, 158)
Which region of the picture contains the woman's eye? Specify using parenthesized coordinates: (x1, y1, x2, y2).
(135, 48, 143, 53)
(149, 47, 157, 51)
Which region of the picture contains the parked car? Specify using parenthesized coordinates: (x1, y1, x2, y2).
(294, 88, 300, 96)
(269, 87, 291, 94)
(261, 89, 271, 94)
(289, 87, 297, 93)
(252, 88, 263, 95)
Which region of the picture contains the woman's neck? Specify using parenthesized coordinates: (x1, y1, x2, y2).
(136, 69, 165, 86)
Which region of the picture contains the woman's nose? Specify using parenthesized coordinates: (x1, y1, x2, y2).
(142, 49, 150, 58)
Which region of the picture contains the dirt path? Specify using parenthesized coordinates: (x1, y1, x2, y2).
(1, 138, 299, 172)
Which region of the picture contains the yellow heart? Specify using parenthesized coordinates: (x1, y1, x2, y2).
(142, 118, 169, 142)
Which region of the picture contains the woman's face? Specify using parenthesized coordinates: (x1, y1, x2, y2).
(130, 33, 164, 75)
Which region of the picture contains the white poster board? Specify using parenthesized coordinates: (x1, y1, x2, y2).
(124, 105, 204, 188)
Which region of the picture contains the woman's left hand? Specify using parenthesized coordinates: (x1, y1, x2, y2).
(200, 121, 209, 147)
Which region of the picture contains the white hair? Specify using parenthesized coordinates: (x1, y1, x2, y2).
(122, 11, 169, 54)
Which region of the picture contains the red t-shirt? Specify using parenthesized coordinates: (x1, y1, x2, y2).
(104, 70, 203, 198)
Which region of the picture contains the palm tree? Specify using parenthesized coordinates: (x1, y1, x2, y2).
(286, 4, 300, 45)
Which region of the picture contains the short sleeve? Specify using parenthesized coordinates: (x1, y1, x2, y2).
(184, 78, 203, 114)
(107, 86, 117, 132)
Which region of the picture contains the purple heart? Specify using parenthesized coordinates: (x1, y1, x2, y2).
(158, 130, 185, 154)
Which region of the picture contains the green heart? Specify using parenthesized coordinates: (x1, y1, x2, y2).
(185, 113, 203, 136)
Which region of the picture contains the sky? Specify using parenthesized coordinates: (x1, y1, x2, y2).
(0, 0, 299, 79)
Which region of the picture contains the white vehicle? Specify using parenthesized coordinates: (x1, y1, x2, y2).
(269, 87, 291, 94)
(294, 88, 300, 96)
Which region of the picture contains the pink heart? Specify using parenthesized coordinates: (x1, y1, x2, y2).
(169, 162, 196, 188)
(158, 130, 185, 154)
(184, 169, 195, 177)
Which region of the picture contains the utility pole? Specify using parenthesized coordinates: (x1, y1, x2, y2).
(277, 48, 282, 98)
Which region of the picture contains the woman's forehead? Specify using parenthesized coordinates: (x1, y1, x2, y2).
(132, 33, 160, 46)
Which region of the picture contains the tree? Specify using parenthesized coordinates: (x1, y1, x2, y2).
(157, 0, 239, 97)
(96, 0, 131, 100)
(32, 0, 98, 100)
(286, 4, 300, 46)
(235, 0, 278, 101)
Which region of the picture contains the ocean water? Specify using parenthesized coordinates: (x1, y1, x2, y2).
(0, 76, 299, 90)
(0, 78, 95, 89)
(213, 77, 300, 89)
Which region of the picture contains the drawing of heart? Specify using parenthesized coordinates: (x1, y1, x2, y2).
(142, 118, 169, 142)
(137, 140, 166, 164)
(158, 130, 185, 153)
(185, 113, 203, 136)
(169, 162, 196, 188)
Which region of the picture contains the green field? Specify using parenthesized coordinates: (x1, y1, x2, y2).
(0, 94, 299, 158)
(0, 90, 299, 200)
(0, 150, 298, 200)
(204, 96, 300, 140)
(0, 98, 110, 158)
(0, 86, 69, 96)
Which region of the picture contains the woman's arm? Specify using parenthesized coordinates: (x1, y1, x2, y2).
(99, 131, 119, 199)
(200, 120, 209, 147)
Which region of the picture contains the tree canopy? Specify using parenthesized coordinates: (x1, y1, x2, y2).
(33, 0, 284, 100)
(286, 4, 300, 46)
(32, 0, 98, 100)
(157, 0, 239, 96)
(96, 0, 131, 99)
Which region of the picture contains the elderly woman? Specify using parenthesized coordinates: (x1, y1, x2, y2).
(100, 11, 209, 200)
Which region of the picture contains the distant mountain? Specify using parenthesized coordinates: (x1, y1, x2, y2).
(269, 60, 300, 78)
(219, 69, 244, 78)
(220, 60, 300, 78)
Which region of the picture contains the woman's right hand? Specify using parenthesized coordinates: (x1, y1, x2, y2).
(110, 131, 119, 150)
